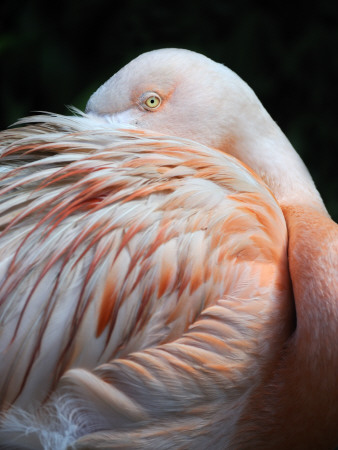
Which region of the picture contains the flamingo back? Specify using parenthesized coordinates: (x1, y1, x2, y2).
(0, 113, 291, 448)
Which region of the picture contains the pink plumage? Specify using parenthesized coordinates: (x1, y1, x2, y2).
(0, 48, 337, 449)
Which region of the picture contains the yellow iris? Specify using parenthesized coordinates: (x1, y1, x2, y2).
(144, 95, 161, 109)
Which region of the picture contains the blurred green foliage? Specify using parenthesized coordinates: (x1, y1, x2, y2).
(1, 0, 337, 220)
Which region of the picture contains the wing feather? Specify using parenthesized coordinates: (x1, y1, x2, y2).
(0, 114, 291, 448)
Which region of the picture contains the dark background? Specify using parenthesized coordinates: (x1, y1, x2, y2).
(1, 0, 337, 220)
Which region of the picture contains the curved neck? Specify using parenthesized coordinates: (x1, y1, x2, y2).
(245, 205, 338, 449)
(227, 110, 338, 447)
(220, 101, 328, 216)
(255, 139, 326, 213)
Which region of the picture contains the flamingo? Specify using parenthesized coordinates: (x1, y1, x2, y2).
(0, 48, 337, 449)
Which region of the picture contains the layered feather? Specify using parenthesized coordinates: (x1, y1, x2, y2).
(0, 113, 291, 448)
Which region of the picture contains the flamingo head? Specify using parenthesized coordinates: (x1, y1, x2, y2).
(85, 48, 271, 160)
(85, 48, 324, 210)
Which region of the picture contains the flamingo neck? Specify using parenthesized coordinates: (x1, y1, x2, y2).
(234, 124, 327, 215)
(237, 115, 338, 446)
(248, 204, 338, 448)
(213, 87, 327, 216)
(229, 120, 338, 446)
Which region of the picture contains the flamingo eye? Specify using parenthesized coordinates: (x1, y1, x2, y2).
(142, 93, 161, 110)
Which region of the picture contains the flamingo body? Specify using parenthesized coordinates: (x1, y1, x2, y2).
(0, 48, 337, 449)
